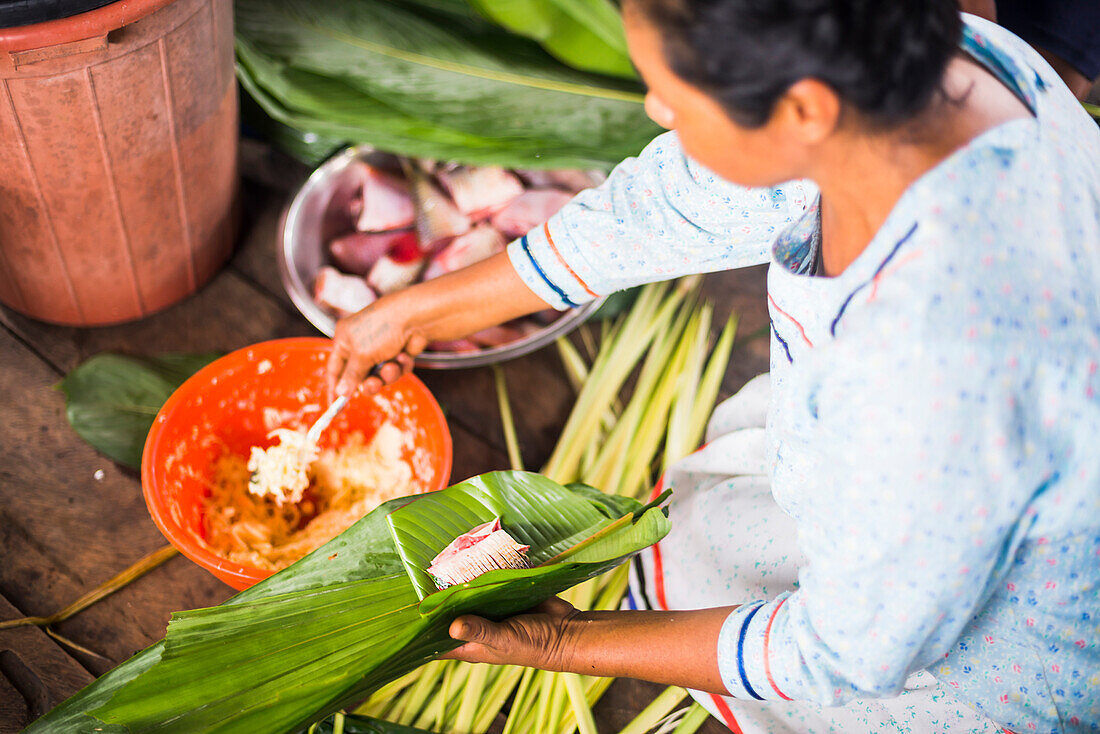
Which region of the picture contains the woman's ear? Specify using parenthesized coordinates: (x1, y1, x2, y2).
(773, 79, 842, 145)
(645, 91, 677, 129)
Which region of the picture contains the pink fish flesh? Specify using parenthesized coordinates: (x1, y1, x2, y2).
(405, 163, 471, 251)
(328, 230, 416, 276)
(358, 165, 416, 232)
(517, 169, 606, 193)
(490, 189, 574, 239)
(530, 309, 564, 326)
(426, 338, 481, 353)
(367, 252, 425, 295)
(313, 266, 377, 318)
(422, 224, 505, 281)
(427, 517, 530, 589)
(469, 323, 530, 348)
(437, 165, 524, 220)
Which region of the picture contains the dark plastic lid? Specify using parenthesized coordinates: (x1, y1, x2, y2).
(0, 0, 118, 29)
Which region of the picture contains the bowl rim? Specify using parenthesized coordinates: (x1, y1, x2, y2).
(140, 336, 453, 589)
(277, 145, 604, 369)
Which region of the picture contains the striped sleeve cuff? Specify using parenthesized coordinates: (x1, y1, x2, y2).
(717, 594, 800, 701)
(505, 220, 601, 311)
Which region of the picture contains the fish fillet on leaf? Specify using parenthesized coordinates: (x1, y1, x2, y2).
(29, 471, 669, 734)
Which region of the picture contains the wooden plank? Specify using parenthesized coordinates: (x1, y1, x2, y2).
(0, 268, 315, 374)
(0, 326, 231, 679)
(0, 592, 94, 734)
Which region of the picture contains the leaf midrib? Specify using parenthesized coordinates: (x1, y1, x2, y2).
(280, 7, 646, 104)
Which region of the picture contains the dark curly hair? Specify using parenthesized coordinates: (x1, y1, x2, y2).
(630, 0, 963, 129)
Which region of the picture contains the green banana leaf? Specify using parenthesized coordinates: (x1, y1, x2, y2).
(466, 0, 634, 78)
(234, 0, 661, 169)
(58, 353, 221, 469)
(237, 40, 556, 167)
(28, 472, 669, 733)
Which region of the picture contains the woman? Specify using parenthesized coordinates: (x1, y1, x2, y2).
(327, 1, 1100, 731)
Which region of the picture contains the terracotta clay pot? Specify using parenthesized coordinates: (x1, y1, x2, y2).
(0, 0, 238, 326)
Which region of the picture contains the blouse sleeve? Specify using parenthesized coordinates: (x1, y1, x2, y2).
(717, 329, 1059, 704)
(506, 131, 815, 309)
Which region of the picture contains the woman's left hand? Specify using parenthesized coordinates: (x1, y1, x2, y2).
(442, 597, 580, 670)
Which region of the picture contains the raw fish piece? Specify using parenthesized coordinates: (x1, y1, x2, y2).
(329, 230, 416, 276)
(546, 169, 606, 192)
(313, 267, 377, 318)
(404, 162, 471, 251)
(358, 165, 416, 232)
(517, 169, 606, 192)
(321, 162, 367, 242)
(427, 517, 530, 589)
(426, 338, 481, 353)
(422, 224, 505, 281)
(469, 324, 528, 348)
(368, 250, 425, 295)
(530, 309, 563, 326)
(437, 165, 524, 220)
(490, 189, 574, 239)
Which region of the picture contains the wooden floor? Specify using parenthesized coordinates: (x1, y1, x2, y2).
(0, 143, 771, 733)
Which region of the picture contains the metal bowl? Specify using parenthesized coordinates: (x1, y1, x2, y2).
(278, 146, 602, 368)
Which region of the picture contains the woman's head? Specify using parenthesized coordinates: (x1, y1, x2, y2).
(624, 0, 962, 185)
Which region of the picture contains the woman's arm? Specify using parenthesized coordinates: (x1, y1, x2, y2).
(329, 131, 813, 394)
(444, 597, 735, 695)
(510, 132, 813, 310)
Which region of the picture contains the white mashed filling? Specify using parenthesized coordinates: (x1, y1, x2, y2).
(247, 428, 319, 505)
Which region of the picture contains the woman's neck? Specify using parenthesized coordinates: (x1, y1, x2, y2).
(812, 53, 1031, 276)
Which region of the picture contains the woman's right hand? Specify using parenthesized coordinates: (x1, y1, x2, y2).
(326, 296, 427, 400)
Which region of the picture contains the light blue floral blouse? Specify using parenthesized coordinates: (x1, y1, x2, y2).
(508, 15, 1100, 734)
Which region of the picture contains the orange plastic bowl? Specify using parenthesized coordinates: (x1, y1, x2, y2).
(141, 338, 452, 590)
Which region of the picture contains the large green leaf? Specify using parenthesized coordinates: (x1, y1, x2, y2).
(58, 353, 221, 469)
(466, 0, 633, 78)
(234, 0, 661, 169)
(238, 40, 551, 167)
(28, 472, 669, 733)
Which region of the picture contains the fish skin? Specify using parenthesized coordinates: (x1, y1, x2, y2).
(422, 224, 505, 281)
(490, 189, 574, 239)
(313, 266, 377, 318)
(405, 163, 471, 252)
(328, 230, 415, 275)
(437, 165, 524, 220)
(357, 165, 416, 233)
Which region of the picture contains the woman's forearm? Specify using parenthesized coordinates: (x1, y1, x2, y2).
(447, 601, 735, 696)
(557, 608, 732, 694)
(394, 251, 551, 343)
